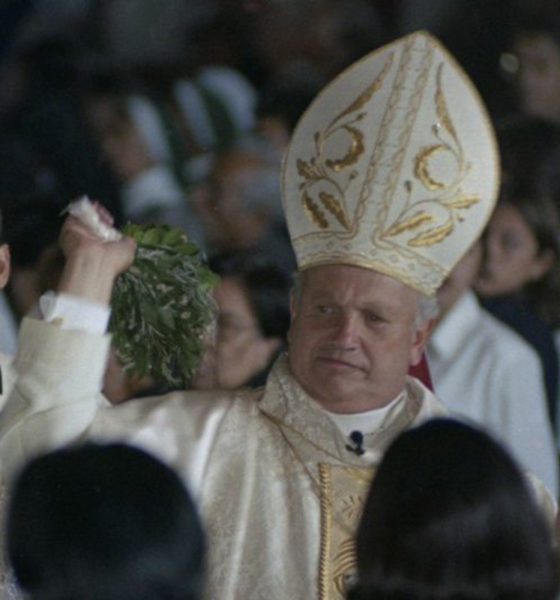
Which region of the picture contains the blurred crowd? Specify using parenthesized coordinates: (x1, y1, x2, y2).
(3, 3, 560, 599)
(3, 0, 560, 423)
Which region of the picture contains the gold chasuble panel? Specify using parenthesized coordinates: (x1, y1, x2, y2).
(317, 463, 375, 600)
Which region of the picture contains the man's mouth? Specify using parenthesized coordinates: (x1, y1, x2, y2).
(317, 356, 365, 372)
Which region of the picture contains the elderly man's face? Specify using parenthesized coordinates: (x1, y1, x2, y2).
(288, 265, 430, 414)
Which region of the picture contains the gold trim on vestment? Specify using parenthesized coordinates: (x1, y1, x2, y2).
(317, 464, 374, 600)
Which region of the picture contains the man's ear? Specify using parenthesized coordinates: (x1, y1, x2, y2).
(409, 318, 436, 367)
(0, 244, 11, 289)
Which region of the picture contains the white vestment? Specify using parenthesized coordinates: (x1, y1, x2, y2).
(0, 318, 556, 600)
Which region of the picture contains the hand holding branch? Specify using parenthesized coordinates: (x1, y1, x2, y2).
(58, 199, 136, 305)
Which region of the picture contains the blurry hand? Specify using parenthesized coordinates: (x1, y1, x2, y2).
(58, 202, 136, 305)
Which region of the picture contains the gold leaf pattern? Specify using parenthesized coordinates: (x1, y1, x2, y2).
(414, 144, 447, 190)
(318, 463, 373, 600)
(340, 495, 364, 521)
(408, 220, 453, 246)
(303, 193, 329, 229)
(445, 194, 480, 209)
(319, 191, 349, 229)
(298, 54, 393, 234)
(297, 159, 318, 181)
(435, 63, 457, 141)
(386, 211, 433, 236)
(333, 54, 394, 125)
(325, 126, 365, 172)
(380, 58, 478, 253)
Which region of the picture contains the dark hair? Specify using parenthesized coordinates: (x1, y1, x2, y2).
(493, 117, 560, 326)
(7, 443, 206, 600)
(209, 250, 291, 340)
(498, 116, 560, 207)
(497, 183, 560, 326)
(256, 74, 321, 132)
(510, 7, 560, 52)
(350, 419, 558, 600)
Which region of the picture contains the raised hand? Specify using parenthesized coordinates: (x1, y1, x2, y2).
(58, 201, 136, 305)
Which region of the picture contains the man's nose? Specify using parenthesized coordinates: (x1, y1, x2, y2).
(331, 312, 360, 348)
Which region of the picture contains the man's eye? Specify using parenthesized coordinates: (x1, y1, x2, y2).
(365, 312, 380, 323)
(316, 305, 334, 314)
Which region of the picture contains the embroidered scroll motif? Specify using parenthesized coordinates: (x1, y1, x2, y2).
(297, 55, 394, 232)
(382, 63, 480, 248)
(318, 464, 374, 600)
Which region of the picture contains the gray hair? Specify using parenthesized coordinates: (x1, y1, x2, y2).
(290, 270, 305, 306)
(291, 270, 439, 329)
(414, 293, 439, 328)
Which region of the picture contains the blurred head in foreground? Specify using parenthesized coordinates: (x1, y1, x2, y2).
(350, 418, 558, 600)
(7, 443, 206, 600)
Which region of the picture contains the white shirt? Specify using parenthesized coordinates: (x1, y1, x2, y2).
(427, 290, 558, 495)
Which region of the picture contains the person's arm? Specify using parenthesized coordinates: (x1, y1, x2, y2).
(0, 208, 136, 480)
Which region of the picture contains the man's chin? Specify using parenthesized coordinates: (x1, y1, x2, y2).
(311, 376, 365, 407)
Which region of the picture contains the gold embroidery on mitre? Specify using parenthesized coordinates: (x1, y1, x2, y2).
(298, 53, 394, 233)
(381, 62, 480, 248)
(318, 463, 374, 600)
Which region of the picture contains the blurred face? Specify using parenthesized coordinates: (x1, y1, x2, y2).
(85, 97, 153, 181)
(288, 265, 430, 414)
(475, 204, 552, 297)
(437, 242, 482, 317)
(192, 152, 269, 250)
(515, 33, 560, 120)
(214, 277, 279, 389)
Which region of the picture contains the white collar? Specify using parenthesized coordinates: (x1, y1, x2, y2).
(325, 392, 405, 438)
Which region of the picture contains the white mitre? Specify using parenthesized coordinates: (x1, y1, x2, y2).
(282, 30, 499, 295)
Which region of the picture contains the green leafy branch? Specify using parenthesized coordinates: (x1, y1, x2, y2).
(109, 224, 219, 388)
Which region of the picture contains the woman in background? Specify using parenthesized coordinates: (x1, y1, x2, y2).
(208, 251, 291, 389)
(475, 117, 560, 430)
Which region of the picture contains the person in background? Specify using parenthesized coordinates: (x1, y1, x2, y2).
(350, 418, 558, 600)
(0, 135, 66, 350)
(473, 115, 560, 431)
(254, 71, 323, 161)
(192, 146, 295, 270)
(475, 183, 560, 431)
(427, 241, 558, 494)
(510, 8, 560, 123)
(83, 63, 258, 253)
(6, 443, 206, 600)
(208, 251, 291, 389)
(83, 87, 203, 248)
(1, 194, 65, 322)
(2, 37, 122, 220)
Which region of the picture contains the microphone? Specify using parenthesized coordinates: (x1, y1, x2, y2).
(346, 430, 365, 456)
